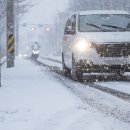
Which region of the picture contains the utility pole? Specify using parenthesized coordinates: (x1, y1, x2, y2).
(0, 31, 1, 87)
(15, 0, 19, 56)
(7, 0, 15, 68)
(55, 17, 58, 54)
(0, 0, 6, 87)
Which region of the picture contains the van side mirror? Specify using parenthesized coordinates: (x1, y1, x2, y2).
(66, 26, 72, 30)
(65, 26, 75, 35)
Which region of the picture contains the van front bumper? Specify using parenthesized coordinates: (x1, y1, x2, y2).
(76, 59, 130, 73)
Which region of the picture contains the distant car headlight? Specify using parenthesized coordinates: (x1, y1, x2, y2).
(18, 54, 28, 58)
(75, 40, 92, 52)
(18, 54, 22, 58)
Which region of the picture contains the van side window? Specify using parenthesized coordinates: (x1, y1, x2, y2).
(64, 15, 76, 35)
(71, 15, 76, 31)
(64, 18, 71, 35)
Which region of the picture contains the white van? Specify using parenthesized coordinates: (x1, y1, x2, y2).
(62, 10, 130, 80)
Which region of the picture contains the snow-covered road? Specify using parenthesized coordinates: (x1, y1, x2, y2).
(38, 56, 130, 95)
(0, 57, 130, 130)
(96, 81, 130, 94)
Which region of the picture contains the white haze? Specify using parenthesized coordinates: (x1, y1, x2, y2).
(19, 0, 69, 56)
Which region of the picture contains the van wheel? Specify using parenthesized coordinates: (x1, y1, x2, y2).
(71, 53, 83, 81)
(114, 70, 124, 81)
(71, 69, 83, 81)
(62, 52, 70, 76)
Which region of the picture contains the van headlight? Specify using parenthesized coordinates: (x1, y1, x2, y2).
(75, 40, 92, 52)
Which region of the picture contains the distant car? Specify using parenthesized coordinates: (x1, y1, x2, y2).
(62, 10, 130, 80)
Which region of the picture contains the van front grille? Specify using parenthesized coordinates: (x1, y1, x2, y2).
(95, 43, 130, 57)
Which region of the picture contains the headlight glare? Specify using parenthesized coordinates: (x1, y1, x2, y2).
(75, 40, 91, 52)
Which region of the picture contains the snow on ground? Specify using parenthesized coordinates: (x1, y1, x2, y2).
(0, 57, 130, 130)
(38, 56, 62, 69)
(0, 57, 79, 130)
(38, 55, 130, 94)
(1, 56, 6, 65)
(42, 54, 62, 62)
(96, 81, 130, 94)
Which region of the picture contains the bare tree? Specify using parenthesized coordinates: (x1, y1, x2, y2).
(0, 0, 34, 56)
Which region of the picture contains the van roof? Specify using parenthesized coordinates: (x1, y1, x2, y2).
(78, 10, 129, 15)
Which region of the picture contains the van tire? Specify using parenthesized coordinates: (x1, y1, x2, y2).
(62, 52, 70, 76)
(71, 53, 83, 81)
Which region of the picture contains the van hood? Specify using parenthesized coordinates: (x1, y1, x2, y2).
(78, 32, 130, 43)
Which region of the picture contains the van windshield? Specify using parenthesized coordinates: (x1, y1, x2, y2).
(78, 14, 130, 32)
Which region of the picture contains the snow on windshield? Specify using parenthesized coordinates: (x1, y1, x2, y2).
(79, 14, 130, 32)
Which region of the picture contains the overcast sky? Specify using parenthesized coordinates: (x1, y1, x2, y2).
(21, 0, 69, 24)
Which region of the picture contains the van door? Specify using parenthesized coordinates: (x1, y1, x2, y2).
(63, 15, 76, 68)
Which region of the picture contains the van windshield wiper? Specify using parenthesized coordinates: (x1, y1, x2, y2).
(101, 24, 126, 31)
(86, 23, 111, 32)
